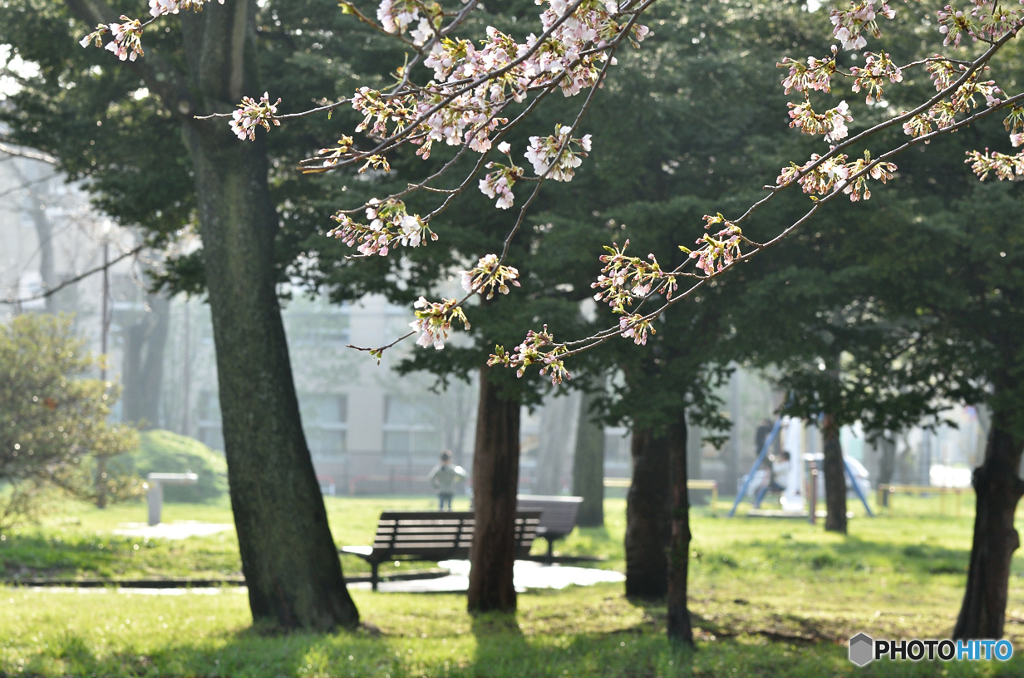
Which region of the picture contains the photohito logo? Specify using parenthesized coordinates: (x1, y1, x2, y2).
(848, 633, 1014, 666)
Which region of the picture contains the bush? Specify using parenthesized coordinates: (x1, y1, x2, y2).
(0, 314, 140, 532)
(129, 430, 228, 503)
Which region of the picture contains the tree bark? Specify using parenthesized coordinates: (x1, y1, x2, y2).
(468, 366, 521, 613)
(625, 427, 671, 597)
(572, 390, 605, 527)
(177, 1, 357, 630)
(821, 413, 847, 534)
(954, 411, 1024, 639)
(666, 419, 694, 646)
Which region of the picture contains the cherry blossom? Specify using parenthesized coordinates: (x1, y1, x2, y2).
(830, 0, 896, 51)
(75, 0, 1024, 372)
(149, 0, 224, 17)
(591, 241, 678, 314)
(488, 325, 570, 383)
(525, 125, 592, 181)
(478, 142, 523, 209)
(966, 148, 1024, 180)
(937, 5, 973, 47)
(461, 254, 521, 299)
(327, 199, 437, 256)
(618, 314, 655, 346)
(80, 16, 144, 62)
(778, 49, 837, 95)
(410, 297, 470, 350)
(229, 92, 281, 141)
(850, 52, 903, 104)
(787, 100, 853, 144)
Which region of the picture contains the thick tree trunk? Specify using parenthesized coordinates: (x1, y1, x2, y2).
(572, 390, 605, 528)
(666, 419, 694, 646)
(954, 413, 1024, 639)
(468, 367, 521, 613)
(59, 0, 358, 629)
(176, 1, 357, 630)
(821, 413, 847, 534)
(625, 427, 671, 597)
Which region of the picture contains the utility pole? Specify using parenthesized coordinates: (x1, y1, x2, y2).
(97, 239, 110, 509)
(182, 298, 191, 435)
(100, 241, 109, 382)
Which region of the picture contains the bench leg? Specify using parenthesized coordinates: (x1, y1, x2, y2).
(545, 537, 554, 565)
(372, 562, 379, 592)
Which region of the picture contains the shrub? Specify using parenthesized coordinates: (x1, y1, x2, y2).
(129, 430, 227, 503)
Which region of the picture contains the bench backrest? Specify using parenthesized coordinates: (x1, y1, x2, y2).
(370, 510, 541, 559)
(515, 495, 583, 538)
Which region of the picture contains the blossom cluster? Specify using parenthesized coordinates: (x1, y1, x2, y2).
(79, 0, 224, 63)
(966, 148, 1024, 180)
(850, 52, 903, 104)
(478, 142, 523, 209)
(778, 151, 897, 202)
(830, 0, 896, 51)
(788, 100, 853, 145)
(488, 325, 571, 384)
(410, 297, 470, 350)
(149, 0, 223, 16)
(327, 199, 437, 256)
(525, 125, 593, 181)
(778, 50, 837, 95)
(229, 93, 281, 141)
(338, 0, 638, 181)
(80, 16, 144, 62)
(688, 214, 744, 275)
(461, 254, 521, 299)
(903, 69, 1001, 138)
(618, 314, 656, 346)
(590, 241, 677, 314)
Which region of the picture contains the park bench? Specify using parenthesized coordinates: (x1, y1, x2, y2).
(341, 510, 542, 590)
(516, 495, 583, 563)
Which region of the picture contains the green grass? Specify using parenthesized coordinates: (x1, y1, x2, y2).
(1, 495, 1024, 676)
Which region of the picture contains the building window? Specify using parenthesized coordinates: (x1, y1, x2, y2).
(383, 396, 441, 463)
(300, 394, 348, 460)
(196, 390, 224, 451)
(287, 312, 351, 346)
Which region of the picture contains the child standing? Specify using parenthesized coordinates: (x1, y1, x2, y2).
(427, 450, 467, 511)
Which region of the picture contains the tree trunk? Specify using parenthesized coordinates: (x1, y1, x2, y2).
(60, 0, 358, 629)
(468, 366, 521, 613)
(123, 293, 170, 428)
(666, 419, 694, 646)
(877, 436, 896, 508)
(177, 1, 357, 631)
(572, 390, 605, 527)
(821, 413, 847, 534)
(954, 411, 1024, 639)
(625, 427, 671, 597)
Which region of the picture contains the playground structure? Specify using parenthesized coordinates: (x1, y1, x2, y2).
(728, 416, 874, 520)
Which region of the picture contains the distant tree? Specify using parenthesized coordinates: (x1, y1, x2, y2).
(0, 314, 139, 533)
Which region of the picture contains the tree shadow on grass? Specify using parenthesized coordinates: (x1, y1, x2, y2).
(19, 611, 1020, 678)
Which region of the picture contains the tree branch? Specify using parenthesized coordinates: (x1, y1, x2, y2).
(62, 0, 197, 118)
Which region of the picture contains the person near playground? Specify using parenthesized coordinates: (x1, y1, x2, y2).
(427, 450, 467, 511)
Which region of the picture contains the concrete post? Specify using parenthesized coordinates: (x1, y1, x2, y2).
(146, 472, 198, 526)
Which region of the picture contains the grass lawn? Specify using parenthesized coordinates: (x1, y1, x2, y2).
(1, 495, 1023, 676)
